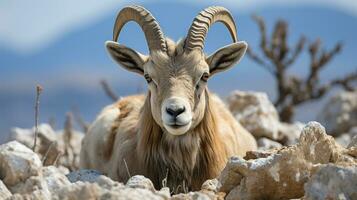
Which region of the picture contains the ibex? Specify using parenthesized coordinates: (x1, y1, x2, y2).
(80, 5, 257, 191)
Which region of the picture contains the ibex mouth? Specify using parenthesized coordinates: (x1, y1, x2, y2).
(164, 121, 192, 136)
(169, 123, 188, 129)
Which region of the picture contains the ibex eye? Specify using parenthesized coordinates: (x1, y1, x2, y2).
(201, 72, 209, 82)
(144, 74, 152, 83)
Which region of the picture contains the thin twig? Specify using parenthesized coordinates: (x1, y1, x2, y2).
(53, 152, 62, 166)
(123, 159, 131, 178)
(33, 85, 43, 151)
(63, 112, 76, 170)
(41, 141, 55, 164)
(246, 47, 276, 75)
(100, 80, 119, 101)
(64, 112, 73, 149)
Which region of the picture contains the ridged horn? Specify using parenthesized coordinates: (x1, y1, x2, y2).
(185, 6, 238, 51)
(113, 5, 167, 52)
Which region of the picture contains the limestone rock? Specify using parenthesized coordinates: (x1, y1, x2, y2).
(257, 137, 282, 150)
(278, 122, 304, 145)
(56, 166, 70, 175)
(42, 166, 71, 194)
(0, 180, 12, 199)
(157, 187, 171, 199)
(9, 123, 84, 169)
(348, 135, 357, 148)
(55, 129, 84, 169)
(348, 126, 357, 137)
(317, 91, 357, 136)
(304, 164, 357, 200)
(336, 134, 352, 147)
(66, 169, 102, 183)
(201, 179, 221, 192)
(171, 190, 224, 200)
(55, 181, 167, 200)
(9, 168, 66, 196)
(227, 90, 280, 140)
(9, 127, 34, 148)
(126, 175, 156, 192)
(0, 141, 42, 187)
(7, 190, 50, 200)
(94, 175, 123, 189)
(218, 122, 356, 200)
(0, 141, 174, 200)
(335, 126, 357, 148)
(9, 175, 50, 197)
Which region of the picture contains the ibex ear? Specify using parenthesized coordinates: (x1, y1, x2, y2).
(206, 41, 248, 75)
(105, 41, 148, 75)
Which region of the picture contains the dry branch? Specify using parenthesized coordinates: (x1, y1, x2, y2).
(63, 112, 77, 170)
(32, 85, 43, 151)
(247, 15, 357, 122)
(100, 80, 119, 101)
(41, 141, 57, 165)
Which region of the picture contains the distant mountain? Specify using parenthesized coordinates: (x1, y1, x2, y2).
(0, 3, 356, 142)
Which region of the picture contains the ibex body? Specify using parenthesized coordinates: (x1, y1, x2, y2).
(80, 5, 257, 191)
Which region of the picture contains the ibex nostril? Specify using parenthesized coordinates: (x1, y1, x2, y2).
(166, 106, 185, 117)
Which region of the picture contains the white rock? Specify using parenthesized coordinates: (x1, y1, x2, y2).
(9, 124, 56, 149)
(95, 175, 124, 190)
(37, 124, 57, 142)
(9, 127, 34, 148)
(227, 90, 280, 140)
(334, 126, 357, 147)
(336, 134, 351, 148)
(201, 179, 221, 192)
(0, 180, 11, 199)
(10, 175, 50, 197)
(126, 175, 156, 192)
(304, 164, 357, 200)
(171, 191, 218, 200)
(9, 123, 84, 169)
(157, 187, 171, 199)
(257, 137, 282, 150)
(317, 91, 357, 136)
(348, 135, 357, 148)
(56, 166, 70, 175)
(42, 166, 71, 194)
(55, 181, 166, 200)
(347, 126, 357, 137)
(218, 121, 356, 200)
(0, 141, 42, 187)
(278, 122, 305, 145)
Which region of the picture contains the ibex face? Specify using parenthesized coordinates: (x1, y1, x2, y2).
(106, 5, 247, 136)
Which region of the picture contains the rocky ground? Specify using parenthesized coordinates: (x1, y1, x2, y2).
(1, 90, 356, 200)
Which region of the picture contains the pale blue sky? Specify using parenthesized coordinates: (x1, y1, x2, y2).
(0, 0, 356, 54)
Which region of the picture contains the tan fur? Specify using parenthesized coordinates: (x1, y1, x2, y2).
(80, 39, 257, 192)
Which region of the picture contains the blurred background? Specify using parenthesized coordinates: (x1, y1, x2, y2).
(0, 0, 356, 142)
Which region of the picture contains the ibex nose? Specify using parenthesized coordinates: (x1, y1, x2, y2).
(166, 105, 185, 118)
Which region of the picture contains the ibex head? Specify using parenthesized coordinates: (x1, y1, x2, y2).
(106, 5, 247, 136)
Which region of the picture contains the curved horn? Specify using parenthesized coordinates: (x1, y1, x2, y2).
(113, 5, 167, 52)
(185, 6, 238, 51)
